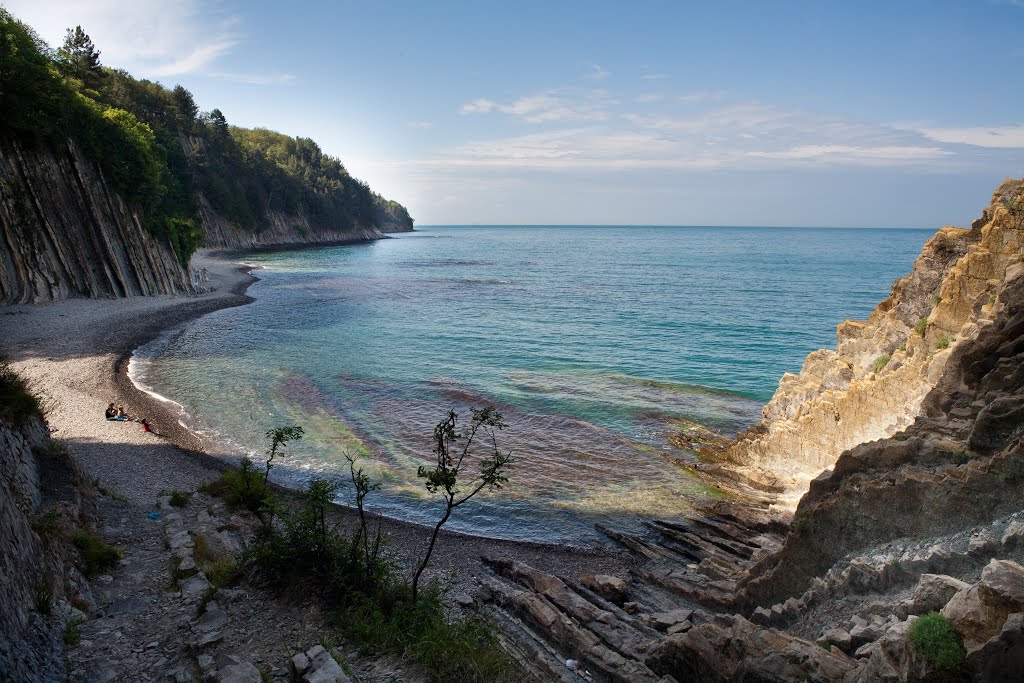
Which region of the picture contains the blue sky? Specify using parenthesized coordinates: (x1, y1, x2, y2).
(8, 0, 1024, 226)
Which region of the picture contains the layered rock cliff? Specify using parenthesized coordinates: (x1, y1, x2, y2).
(0, 138, 195, 304)
(0, 411, 96, 680)
(718, 179, 1023, 501)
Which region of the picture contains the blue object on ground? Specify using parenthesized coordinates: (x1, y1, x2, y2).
(147, 512, 161, 520)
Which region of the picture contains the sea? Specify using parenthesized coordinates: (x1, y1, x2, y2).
(130, 226, 932, 545)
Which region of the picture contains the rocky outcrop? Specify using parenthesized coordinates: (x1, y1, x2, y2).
(0, 414, 96, 680)
(0, 138, 196, 304)
(194, 193, 386, 251)
(717, 179, 1023, 498)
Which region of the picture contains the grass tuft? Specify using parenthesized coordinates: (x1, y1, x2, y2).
(202, 460, 270, 512)
(72, 529, 121, 577)
(169, 490, 190, 508)
(909, 612, 965, 672)
(869, 354, 891, 374)
(914, 317, 929, 337)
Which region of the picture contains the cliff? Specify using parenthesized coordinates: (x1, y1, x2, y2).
(0, 407, 97, 679)
(717, 179, 1023, 501)
(0, 138, 195, 304)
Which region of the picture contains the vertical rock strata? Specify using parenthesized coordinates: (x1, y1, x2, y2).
(720, 178, 1024, 499)
(0, 139, 195, 304)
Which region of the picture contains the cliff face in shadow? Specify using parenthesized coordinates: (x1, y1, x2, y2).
(0, 138, 195, 304)
(718, 179, 1023, 503)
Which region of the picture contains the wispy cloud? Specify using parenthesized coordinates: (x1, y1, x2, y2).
(408, 121, 434, 129)
(679, 90, 728, 104)
(585, 64, 611, 81)
(918, 124, 1024, 148)
(437, 101, 962, 171)
(635, 94, 664, 103)
(3, 0, 278, 83)
(641, 73, 668, 80)
(149, 38, 238, 77)
(460, 89, 618, 123)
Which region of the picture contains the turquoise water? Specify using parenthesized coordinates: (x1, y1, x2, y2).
(133, 226, 931, 544)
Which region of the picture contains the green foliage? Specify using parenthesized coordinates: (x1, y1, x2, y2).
(263, 425, 304, 485)
(914, 316, 929, 336)
(31, 508, 61, 537)
(246, 471, 516, 683)
(869, 354, 891, 374)
(0, 8, 412, 273)
(205, 559, 241, 589)
(951, 451, 969, 465)
(340, 586, 515, 682)
(909, 612, 965, 672)
(0, 354, 42, 425)
(169, 490, 190, 508)
(204, 459, 271, 512)
(72, 529, 121, 577)
(413, 406, 513, 602)
(63, 615, 86, 647)
(935, 336, 951, 350)
(34, 580, 53, 614)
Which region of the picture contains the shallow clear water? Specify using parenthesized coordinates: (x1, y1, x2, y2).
(132, 226, 931, 544)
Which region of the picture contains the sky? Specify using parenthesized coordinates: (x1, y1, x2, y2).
(6, 0, 1024, 227)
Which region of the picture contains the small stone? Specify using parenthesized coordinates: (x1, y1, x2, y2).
(969, 533, 998, 555)
(824, 627, 852, 652)
(453, 592, 475, 608)
(291, 652, 311, 675)
(146, 641, 159, 650)
(198, 654, 214, 671)
(1001, 521, 1024, 547)
(649, 608, 693, 631)
(195, 602, 228, 634)
(195, 630, 223, 649)
(750, 606, 772, 626)
(580, 571, 627, 605)
(622, 602, 639, 615)
(666, 620, 692, 635)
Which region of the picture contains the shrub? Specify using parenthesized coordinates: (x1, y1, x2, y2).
(72, 529, 121, 577)
(31, 509, 61, 537)
(205, 559, 241, 589)
(869, 354, 891, 374)
(936, 336, 951, 350)
(914, 317, 929, 336)
(63, 615, 86, 647)
(204, 459, 271, 511)
(169, 490, 190, 508)
(34, 581, 53, 614)
(909, 612, 965, 672)
(0, 355, 42, 425)
(340, 586, 515, 683)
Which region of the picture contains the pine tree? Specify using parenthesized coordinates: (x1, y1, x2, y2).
(58, 25, 101, 85)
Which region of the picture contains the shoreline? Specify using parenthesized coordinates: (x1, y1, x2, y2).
(0, 247, 633, 589)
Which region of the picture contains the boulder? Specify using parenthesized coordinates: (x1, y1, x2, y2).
(823, 627, 852, 653)
(292, 644, 352, 683)
(644, 616, 856, 682)
(968, 612, 1024, 682)
(910, 574, 970, 615)
(213, 654, 261, 683)
(978, 559, 1024, 611)
(581, 571, 627, 605)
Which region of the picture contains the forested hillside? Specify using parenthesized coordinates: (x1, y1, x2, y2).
(0, 10, 412, 270)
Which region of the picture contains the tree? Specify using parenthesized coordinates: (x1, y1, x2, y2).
(411, 406, 513, 603)
(171, 84, 198, 131)
(263, 425, 304, 485)
(58, 25, 101, 85)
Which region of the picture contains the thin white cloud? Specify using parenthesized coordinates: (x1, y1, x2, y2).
(461, 98, 499, 115)
(207, 71, 296, 86)
(426, 101, 964, 171)
(918, 125, 1024, 148)
(2, 0, 274, 81)
(635, 94, 664, 103)
(459, 89, 618, 123)
(641, 73, 668, 80)
(749, 145, 952, 162)
(679, 90, 728, 104)
(585, 64, 610, 81)
(408, 121, 433, 129)
(148, 38, 237, 76)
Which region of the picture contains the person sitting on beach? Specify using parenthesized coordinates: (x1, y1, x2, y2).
(117, 404, 132, 421)
(104, 403, 117, 420)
